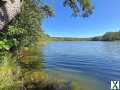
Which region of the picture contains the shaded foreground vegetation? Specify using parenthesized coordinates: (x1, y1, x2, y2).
(0, 45, 80, 90)
(92, 31, 120, 41)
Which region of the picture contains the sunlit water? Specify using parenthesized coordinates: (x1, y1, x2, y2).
(42, 41, 120, 90)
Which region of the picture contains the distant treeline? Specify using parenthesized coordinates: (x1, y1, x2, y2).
(48, 31, 120, 41)
(92, 31, 120, 41)
(49, 37, 90, 41)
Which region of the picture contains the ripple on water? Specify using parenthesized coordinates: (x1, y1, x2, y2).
(42, 41, 120, 90)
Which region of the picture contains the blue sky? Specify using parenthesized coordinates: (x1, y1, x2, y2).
(42, 0, 120, 37)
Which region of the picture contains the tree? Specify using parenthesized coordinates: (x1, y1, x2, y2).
(33, 0, 93, 17)
(63, 0, 93, 17)
(0, 0, 94, 51)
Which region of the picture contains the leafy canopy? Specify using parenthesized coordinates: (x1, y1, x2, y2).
(63, 0, 93, 17)
(32, 0, 93, 17)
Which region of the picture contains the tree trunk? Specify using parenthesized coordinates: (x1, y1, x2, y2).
(0, 0, 22, 30)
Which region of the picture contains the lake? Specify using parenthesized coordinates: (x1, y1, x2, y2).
(42, 41, 120, 90)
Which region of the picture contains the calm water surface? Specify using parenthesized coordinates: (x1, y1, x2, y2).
(42, 41, 120, 90)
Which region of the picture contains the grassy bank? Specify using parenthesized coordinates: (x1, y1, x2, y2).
(48, 37, 90, 41)
(0, 42, 80, 90)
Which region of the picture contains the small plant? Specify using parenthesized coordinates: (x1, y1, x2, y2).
(8, 26, 26, 35)
(0, 25, 28, 51)
(0, 39, 13, 51)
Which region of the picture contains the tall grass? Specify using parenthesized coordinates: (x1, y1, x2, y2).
(0, 53, 22, 89)
(0, 47, 80, 90)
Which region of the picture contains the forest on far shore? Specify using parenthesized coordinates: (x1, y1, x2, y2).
(92, 31, 120, 41)
(48, 30, 120, 41)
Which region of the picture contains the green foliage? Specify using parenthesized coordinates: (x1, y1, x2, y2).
(0, 39, 13, 51)
(102, 31, 120, 41)
(33, 0, 93, 17)
(11, 0, 54, 33)
(8, 26, 26, 35)
(92, 31, 120, 41)
(10, 0, 54, 48)
(7, 26, 28, 48)
(63, 0, 93, 17)
(0, 25, 27, 51)
(0, 53, 22, 89)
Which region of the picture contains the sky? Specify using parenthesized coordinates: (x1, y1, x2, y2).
(42, 0, 120, 37)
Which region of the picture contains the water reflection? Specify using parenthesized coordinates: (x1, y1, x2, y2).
(0, 44, 74, 90)
(43, 41, 120, 90)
